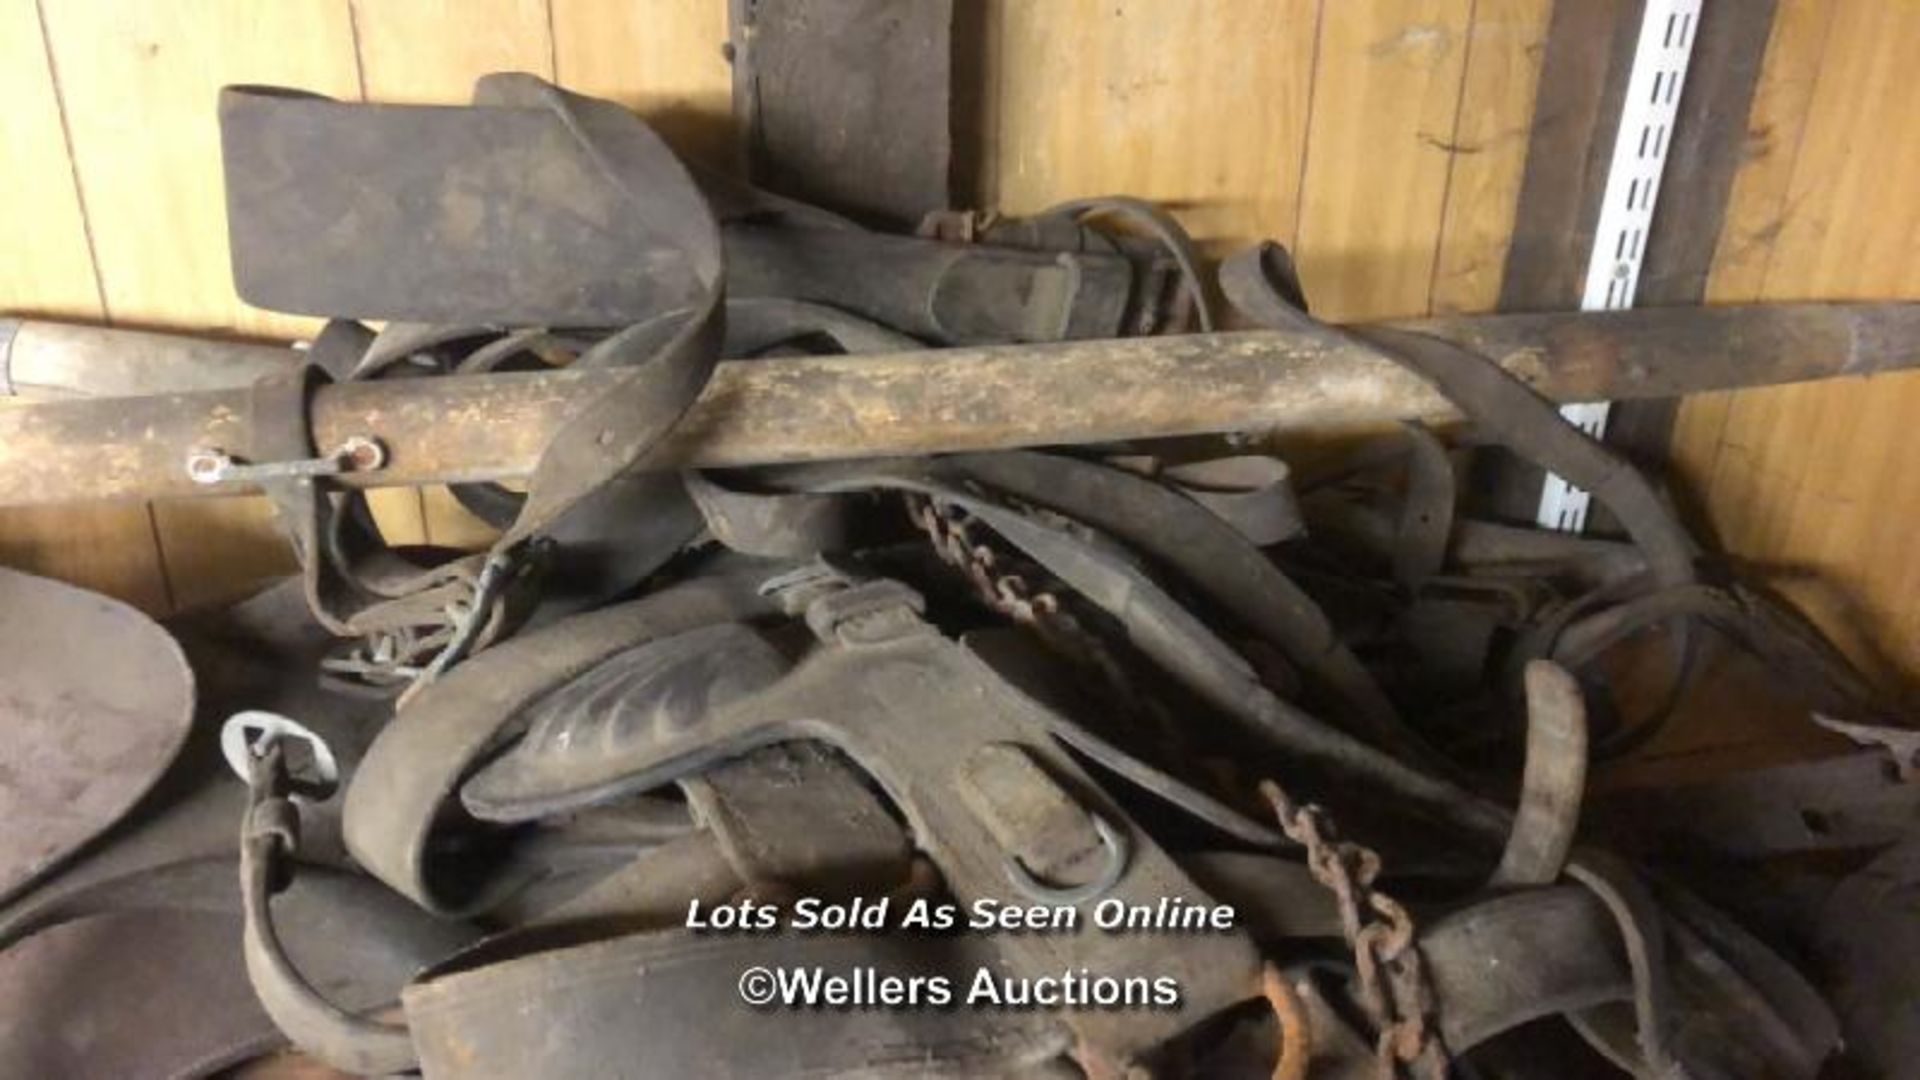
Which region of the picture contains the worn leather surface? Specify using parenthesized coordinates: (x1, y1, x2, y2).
(0, 568, 195, 905)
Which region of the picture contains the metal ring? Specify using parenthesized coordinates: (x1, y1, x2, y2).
(334, 435, 387, 472)
(185, 448, 231, 485)
(220, 710, 340, 798)
(1004, 812, 1130, 905)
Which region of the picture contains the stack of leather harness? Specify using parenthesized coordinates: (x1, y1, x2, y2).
(3, 73, 1916, 1080)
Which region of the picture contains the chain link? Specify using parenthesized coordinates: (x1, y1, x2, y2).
(907, 493, 1239, 816)
(911, 494, 1446, 1076)
(906, 495, 1135, 692)
(1260, 778, 1448, 1080)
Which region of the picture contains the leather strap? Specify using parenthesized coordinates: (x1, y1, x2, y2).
(342, 575, 773, 915)
(402, 930, 1069, 1079)
(1156, 455, 1307, 547)
(240, 745, 418, 1075)
(221, 75, 728, 682)
(943, 451, 1413, 760)
(1492, 661, 1588, 886)
(736, 460, 1497, 836)
(1392, 423, 1456, 586)
(1423, 886, 1632, 1052)
(1222, 243, 1700, 589)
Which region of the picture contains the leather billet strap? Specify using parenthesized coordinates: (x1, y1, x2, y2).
(684, 742, 911, 899)
(683, 471, 853, 558)
(924, 205, 1199, 337)
(1566, 862, 1840, 1080)
(461, 78, 723, 556)
(724, 223, 1146, 344)
(720, 296, 923, 355)
(243, 366, 327, 583)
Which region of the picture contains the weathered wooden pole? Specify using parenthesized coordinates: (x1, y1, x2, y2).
(1, 303, 1915, 507)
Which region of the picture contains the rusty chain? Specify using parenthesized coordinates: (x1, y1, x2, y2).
(906, 494, 1138, 695)
(905, 493, 1224, 783)
(1260, 778, 1449, 1080)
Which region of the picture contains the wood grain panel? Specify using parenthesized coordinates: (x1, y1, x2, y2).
(37, 0, 362, 610)
(1669, 0, 1835, 504)
(0, 499, 170, 615)
(1427, 0, 1553, 315)
(0, 0, 167, 611)
(37, 0, 357, 338)
(1294, 0, 1476, 322)
(351, 0, 552, 102)
(550, 0, 735, 168)
(1675, 0, 1920, 686)
(1699, 0, 1838, 305)
(981, 0, 1319, 254)
(0, 0, 100, 321)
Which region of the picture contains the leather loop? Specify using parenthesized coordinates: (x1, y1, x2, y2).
(343, 575, 773, 915)
(1491, 662, 1588, 886)
(239, 745, 418, 1075)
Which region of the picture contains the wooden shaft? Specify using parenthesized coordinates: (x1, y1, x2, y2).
(0, 318, 297, 400)
(1, 303, 1915, 507)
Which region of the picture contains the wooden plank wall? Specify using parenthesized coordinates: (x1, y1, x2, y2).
(1672, 0, 1920, 696)
(1, 0, 1917, 692)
